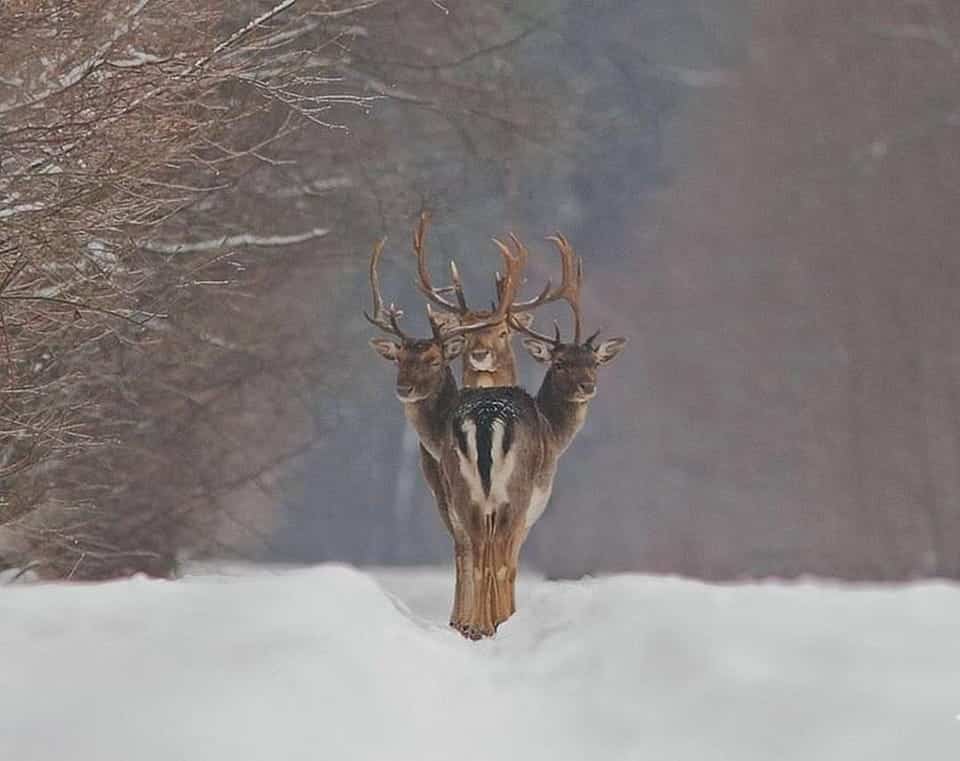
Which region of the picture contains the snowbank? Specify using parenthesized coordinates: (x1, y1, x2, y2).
(1, 564, 958, 760)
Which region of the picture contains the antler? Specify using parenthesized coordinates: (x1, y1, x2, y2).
(439, 236, 525, 337)
(509, 233, 584, 344)
(413, 212, 468, 314)
(508, 232, 581, 319)
(415, 213, 577, 333)
(363, 238, 411, 340)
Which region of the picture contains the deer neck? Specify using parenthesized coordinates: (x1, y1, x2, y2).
(536, 371, 590, 455)
(402, 367, 459, 459)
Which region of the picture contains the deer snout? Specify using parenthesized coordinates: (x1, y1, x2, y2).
(468, 349, 496, 372)
(395, 384, 415, 399)
(577, 381, 596, 397)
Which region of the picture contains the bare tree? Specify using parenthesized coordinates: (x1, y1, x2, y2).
(0, 0, 373, 576)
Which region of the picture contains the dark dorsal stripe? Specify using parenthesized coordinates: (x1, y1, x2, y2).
(452, 387, 534, 497)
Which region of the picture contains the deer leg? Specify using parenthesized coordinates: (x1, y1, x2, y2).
(504, 525, 529, 617)
(455, 510, 519, 638)
(450, 541, 477, 636)
(450, 544, 462, 626)
(491, 515, 527, 624)
(448, 513, 493, 639)
(490, 529, 514, 626)
(469, 522, 496, 639)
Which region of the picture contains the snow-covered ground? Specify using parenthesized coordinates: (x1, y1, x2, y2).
(1, 564, 958, 760)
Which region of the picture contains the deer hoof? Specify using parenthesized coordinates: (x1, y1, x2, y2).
(450, 621, 493, 640)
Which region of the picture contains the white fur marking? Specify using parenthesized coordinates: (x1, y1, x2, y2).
(525, 484, 552, 529)
(455, 419, 486, 507)
(454, 418, 517, 516)
(468, 354, 497, 373)
(488, 420, 516, 512)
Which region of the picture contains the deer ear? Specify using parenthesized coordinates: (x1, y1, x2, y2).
(442, 335, 466, 361)
(429, 310, 461, 332)
(511, 311, 535, 330)
(370, 337, 401, 362)
(521, 337, 553, 363)
(594, 337, 627, 365)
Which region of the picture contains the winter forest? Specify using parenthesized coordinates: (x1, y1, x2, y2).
(3, 1, 960, 758)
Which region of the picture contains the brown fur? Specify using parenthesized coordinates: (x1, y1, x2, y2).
(429, 310, 533, 389)
(426, 310, 537, 636)
(438, 336, 627, 638)
(438, 396, 544, 637)
(370, 334, 462, 557)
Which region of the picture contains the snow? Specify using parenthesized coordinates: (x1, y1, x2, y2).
(1, 564, 958, 760)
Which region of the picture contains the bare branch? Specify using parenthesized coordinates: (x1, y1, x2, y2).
(141, 227, 329, 254)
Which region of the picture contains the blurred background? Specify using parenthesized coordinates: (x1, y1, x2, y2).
(3, 0, 959, 580)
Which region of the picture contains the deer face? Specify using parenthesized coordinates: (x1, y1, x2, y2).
(522, 337, 627, 402)
(370, 335, 465, 402)
(431, 311, 533, 375)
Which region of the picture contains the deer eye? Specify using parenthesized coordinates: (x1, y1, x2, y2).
(499, 330, 508, 338)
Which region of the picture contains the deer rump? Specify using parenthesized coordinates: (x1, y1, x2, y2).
(440, 386, 553, 637)
(448, 387, 539, 519)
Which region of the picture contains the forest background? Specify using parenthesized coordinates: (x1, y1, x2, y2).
(3, 0, 959, 581)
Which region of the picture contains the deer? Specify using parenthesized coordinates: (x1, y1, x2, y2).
(436, 233, 627, 638)
(406, 216, 592, 635)
(365, 232, 526, 637)
(411, 212, 552, 388)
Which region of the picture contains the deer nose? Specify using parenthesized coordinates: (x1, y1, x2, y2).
(471, 349, 490, 360)
(396, 384, 414, 398)
(578, 382, 596, 396)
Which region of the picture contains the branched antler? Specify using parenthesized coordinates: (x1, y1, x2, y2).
(512, 233, 583, 332)
(509, 233, 585, 345)
(363, 238, 410, 340)
(411, 215, 589, 343)
(413, 212, 464, 314)
(365, 226, 525, 342)
(429, 234, 525, 338)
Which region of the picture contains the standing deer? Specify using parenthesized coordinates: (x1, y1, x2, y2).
(438, 233, 627, 637)
(408, 215, 590, 634)
(366, 233, 525, 636)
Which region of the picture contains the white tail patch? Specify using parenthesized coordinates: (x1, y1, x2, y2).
(488, 420, 516, 510)
(455, 418, 517, 515)
(455, 419, 486, 507)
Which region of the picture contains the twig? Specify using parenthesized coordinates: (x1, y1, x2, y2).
(141, 227, 329, 254)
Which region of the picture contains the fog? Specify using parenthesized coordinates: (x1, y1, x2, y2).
(254, 0, 960, 581)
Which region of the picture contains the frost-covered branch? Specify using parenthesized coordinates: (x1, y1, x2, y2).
(141, 227, 329, 254)
(0, 0, 370, 570)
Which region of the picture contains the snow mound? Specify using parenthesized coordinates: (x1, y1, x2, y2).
(1, 564, 959, 760)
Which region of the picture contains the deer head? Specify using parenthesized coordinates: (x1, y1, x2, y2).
(511, 234, 627, 403)
(366, 229, 524, 401)
(413, 214, 565, 386)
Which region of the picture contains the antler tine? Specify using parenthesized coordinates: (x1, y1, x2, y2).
(507, 233, 586, 344)
(490, 236, 524, 322)
(546, 233, 583, 343)
(440, 237, 524, 338)
(507, 232, 530, 271)
(413, 211, 464, 314)
(509, 231, 580, 314)
(363, 237, 410, 340)
(449, 260, 468, 310)
(508, 312, 563, 346)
